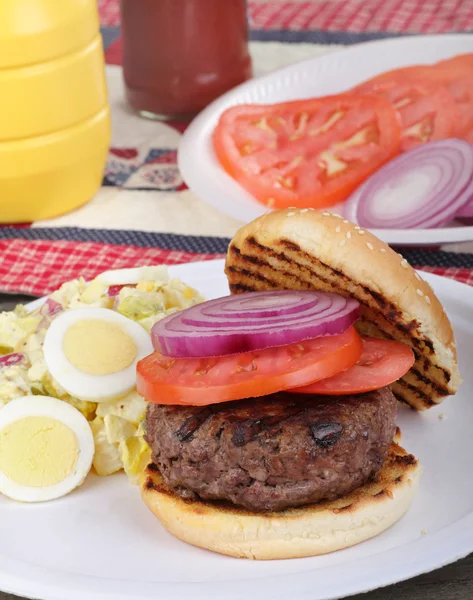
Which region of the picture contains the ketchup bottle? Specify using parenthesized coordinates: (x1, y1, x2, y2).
(120, 0, 253, 120)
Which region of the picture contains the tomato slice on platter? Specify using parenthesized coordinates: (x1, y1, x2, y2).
(353, 68, 458, 152)
(382, 59, 473, 141)
(432, 55, 473, 140)
(213, 94, 401, 210)
(136, 326, 363, 406)
(291, 337, 415, 396)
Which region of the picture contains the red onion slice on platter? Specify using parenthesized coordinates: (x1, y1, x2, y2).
(344, 139, 473, 229)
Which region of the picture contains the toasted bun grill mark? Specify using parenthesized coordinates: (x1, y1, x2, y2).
(225, 209, 461, 410)
(140, 442, 421, 560)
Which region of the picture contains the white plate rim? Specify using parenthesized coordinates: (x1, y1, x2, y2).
(178, 33, 473, 246)
(1, 259, 472, 600)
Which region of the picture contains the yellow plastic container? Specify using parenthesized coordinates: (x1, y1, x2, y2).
(0, 0, 111, 223)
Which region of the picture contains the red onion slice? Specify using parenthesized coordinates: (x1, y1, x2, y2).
(344, 139, 473, 229)
(40, 298, 63, 318)
(0, 353, 25, 367)
(151, 290, 360, 358)
(107, 284, 137, 297)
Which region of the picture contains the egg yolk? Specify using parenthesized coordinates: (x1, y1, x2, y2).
(63, 319, 137, 376)
(0, 417, 79, 487)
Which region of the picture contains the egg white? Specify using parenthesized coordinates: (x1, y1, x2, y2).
(95, 265, 168, 286)
(43, 308, 153, 403)
(0, 395, 94, 502)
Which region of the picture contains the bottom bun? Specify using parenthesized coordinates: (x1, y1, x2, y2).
(140, 441, 421, 560)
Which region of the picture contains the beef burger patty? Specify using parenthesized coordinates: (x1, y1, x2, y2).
(145, 387, 397, 512)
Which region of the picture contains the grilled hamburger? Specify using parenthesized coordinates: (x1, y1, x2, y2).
(138, 209, 460, 560)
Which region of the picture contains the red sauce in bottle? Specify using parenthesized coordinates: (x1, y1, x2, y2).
(120, 0, 253, 120)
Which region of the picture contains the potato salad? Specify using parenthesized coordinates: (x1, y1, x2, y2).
(0, 266, 204, 489)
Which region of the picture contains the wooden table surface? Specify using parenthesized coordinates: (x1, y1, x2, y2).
(0, 294, 471, 600)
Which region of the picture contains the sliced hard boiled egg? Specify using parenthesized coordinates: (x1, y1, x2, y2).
(95, 266, 169, 286)
(0, 395, 94, 502)
(43, 308, 153, 402)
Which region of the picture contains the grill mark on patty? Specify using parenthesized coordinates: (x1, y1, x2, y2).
(310, 422, 344, 447)
(228, 245, 449, 388)
(231, 403, 312, 447)
(176, 407, 214, 442)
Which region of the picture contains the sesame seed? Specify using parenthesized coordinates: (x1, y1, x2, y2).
(421, 529, 428, 536)
(417, 289, 423, 297)
(452, 341, 457, 348)
(322, 211, 331, 216)
(400, 259, 409, 269)
(300, 208, 309, 213)
(308, 207, 315, 211)
(335, 226, 341, 233)
(288, 206, 296, 209)
(366, 242, 374, 250)
(358, 230, 365, 235)
(398, 253, 403, 259)
(339, 240, 346, 247)
(343, 219, 349, 224)
(380, 248, 387, 253)
(415, 272, 422, 281)
(266, 198, 275, 208)
(287, 212, 296, 217)
(346, 231, 351, 239)
(333, 214, 343, 219)
(438, 413, 446, 421)
(425, 295, 431, 304)
(354, 226, 361, 230)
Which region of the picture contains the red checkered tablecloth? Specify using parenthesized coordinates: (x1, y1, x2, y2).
(1, 0, 473, 297)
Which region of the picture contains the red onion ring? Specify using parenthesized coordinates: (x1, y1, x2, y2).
(151, 290, 360, 358)
(344, 139, 473, 229)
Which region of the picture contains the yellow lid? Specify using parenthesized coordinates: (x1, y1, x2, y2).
(0, 0, 99, 68)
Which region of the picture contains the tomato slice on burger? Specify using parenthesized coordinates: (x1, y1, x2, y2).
(137, 327, 363, 406)
(213, 94, 401, 209)
(291, 338, 414, 396)
(353, 68, 457, 152)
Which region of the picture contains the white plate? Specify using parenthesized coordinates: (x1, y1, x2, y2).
(1, 259, 473, 600)
(179, 34, 473, 246)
